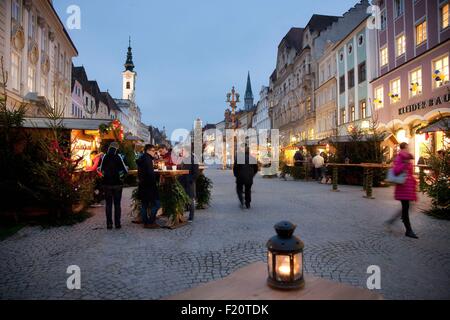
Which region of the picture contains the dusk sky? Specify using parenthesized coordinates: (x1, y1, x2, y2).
(54, 0, 360, 135)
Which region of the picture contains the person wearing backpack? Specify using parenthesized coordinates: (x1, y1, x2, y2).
(385, 142, 418, 239)
(99, 142, 129, 230)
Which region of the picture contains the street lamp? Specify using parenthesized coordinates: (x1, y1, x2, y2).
(225, 86, 240, 168)
(226, 86, 240, 130)
(267, 221, 305, 290)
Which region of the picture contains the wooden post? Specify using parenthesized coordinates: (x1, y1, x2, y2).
(419, 166, 426, 192)
(304, 162, 309, 181)
(362, 167, 367, 192)
(363, 168, 375, 199)
(332, 166, 339, 192)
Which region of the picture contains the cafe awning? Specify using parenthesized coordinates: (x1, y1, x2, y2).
(417, 117, 450, 134)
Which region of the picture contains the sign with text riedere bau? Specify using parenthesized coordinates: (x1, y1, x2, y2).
(399, 93, 450, 116)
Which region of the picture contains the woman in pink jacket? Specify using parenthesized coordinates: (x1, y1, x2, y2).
(386, 142, 419, 239)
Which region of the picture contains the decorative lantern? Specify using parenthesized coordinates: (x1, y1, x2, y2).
(267, 221, 305, 290)
(388, 92, 399, 102)
(347, 125, 355, 134)
(433, 70, 444, 82)
(410, 82, 420, 93)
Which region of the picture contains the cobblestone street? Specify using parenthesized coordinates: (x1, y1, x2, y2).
(0, 169, 449, 300)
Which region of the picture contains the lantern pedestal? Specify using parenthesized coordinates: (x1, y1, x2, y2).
(267, 277, 305, 291)
(165, 262, 383, 300)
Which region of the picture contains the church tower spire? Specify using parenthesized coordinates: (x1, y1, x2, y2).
(124, 36, 135, 72)
(244, 71, 254, 111)
(122, 36, 137, 101)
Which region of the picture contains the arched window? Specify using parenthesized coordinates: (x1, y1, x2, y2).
(358, 34, 364, 47)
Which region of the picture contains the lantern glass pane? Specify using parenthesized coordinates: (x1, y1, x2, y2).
(275, 254, 291, 282)
(293, 253, 303, 280)
(268, 251, 273, 278)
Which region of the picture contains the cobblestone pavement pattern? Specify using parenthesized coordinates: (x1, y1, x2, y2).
(1, 169, 449, 300)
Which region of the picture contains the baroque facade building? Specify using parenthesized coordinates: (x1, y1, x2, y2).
(269, 1, 373, 148)
(1, 0, 78, 117)
(270, 16, 341, 147)
(269, 27, 304, 147)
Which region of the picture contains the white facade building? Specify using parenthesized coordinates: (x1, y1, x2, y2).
(114, 40, 147, 140)
(253, 86, 271, 133)
(335, 17, 378, 136)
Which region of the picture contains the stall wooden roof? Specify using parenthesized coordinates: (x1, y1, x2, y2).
(22, 117, 111, 130)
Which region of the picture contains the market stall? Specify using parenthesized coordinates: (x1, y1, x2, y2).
(71, 129, 102, 169)
(22, 117, 112, 170)
(258, 144, 278, 177)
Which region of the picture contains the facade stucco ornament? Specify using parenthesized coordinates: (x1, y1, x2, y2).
(28, 42, 39, 65)
(41, 54, 50, 75)
(48, 30, 55, 42)
(37, 16, 46, 28)
(54, 73, 62, 85)
(23, 0, 32, 11)
(11, 24, 25, 51)
(64, 80, 70, 94)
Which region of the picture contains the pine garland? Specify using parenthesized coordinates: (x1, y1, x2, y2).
(196, 174, 212, 209)
(159, 176, 190, 224)
(130, 187, 141, 217)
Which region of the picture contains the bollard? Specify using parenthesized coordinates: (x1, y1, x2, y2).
(332, 166, 339, 192)
(363, 168, 375, 199)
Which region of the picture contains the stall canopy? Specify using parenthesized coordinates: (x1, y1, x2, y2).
(22, 117, 111, 130)
(319, 132, 394, 144)
(125, 135, 144, 142)
(296, 139, 324, 147)
(417, 117, 450, 134)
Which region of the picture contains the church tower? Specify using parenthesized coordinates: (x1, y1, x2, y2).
(244, 72, 254, 111)
(122, 37, 137, 101)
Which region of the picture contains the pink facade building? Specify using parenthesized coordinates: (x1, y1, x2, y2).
(371, 0, 450, 162)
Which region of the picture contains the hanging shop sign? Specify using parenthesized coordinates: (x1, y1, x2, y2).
(398, 93, 450, 116)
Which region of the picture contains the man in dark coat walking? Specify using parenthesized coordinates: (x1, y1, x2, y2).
(233, 147, 259, 209)
(137, 144, 161, 229)
(99, 142, 128, 229)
